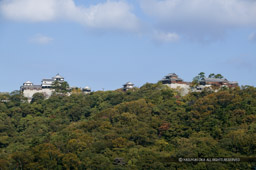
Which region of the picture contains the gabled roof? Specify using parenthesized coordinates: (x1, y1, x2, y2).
(22, 85, 42, 90)
(53, 73, 63, 79)
(42, 79, 54, 82)
(127, 82, 134, 85)
(83, 86, 91, 90)
(123, 82, 134, 86)
(161, 78, 183, 81)
(201, 78, 228, 83)
(229, 81, 238, 84)
(166, 73, 177, 77)
(25, 81, 32, 84)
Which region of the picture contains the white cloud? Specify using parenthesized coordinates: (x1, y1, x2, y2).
(74, 1, 140, 31)
(140, 0, 256, 41)
(0, 0, 58, 21)
(153, 31, 179, 43)
(0, 0, 140, 32)
(30, 34, 53, 44)
(249, 32, 256, 42)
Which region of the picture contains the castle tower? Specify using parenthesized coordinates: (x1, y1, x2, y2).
(53, 73, 64, 82)
(23, 81, 33, 86)
(123, 82, 134, 91)
(82, 86, 91, 94)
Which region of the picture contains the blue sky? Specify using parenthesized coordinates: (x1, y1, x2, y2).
(0, 0, 256, 92)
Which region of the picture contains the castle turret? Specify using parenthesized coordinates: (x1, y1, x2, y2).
(22, 74, 65, 102)
(160, 73, 184, 84)
(21, 81, 41, 90)
(160, 73, 190, 96)
(82, 86, 91, 94)
(123, 82, 134, 91)
(42, 74, 64, 88)
(53, 73, 64, 82)
(23, 81, 33, 86)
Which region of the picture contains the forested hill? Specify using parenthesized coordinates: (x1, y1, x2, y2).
(0, 83, 256, 169)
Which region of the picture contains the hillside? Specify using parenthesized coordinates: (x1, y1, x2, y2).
(0, 83, 256, 169)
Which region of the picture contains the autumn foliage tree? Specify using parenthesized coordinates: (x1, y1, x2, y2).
(0, 83, 256, 169)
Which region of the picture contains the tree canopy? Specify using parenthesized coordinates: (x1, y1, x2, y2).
(52, 80, 70, 93)
(0, 83, 255, 169)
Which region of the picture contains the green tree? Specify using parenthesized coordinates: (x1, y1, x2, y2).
(214, 74, 224, 79)
(62, 153, 81, 170)
(208, 73, 215, 78)
(192, 72, 205, 86)
(31, 143, 63, 169)
(208, 73, 224, 79)
(52, 81, 70, 93)
(31, 93, 45, 104)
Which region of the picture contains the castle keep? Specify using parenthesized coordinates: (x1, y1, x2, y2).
(160, 73, 238, 95)
(20, 73, 238, 101)
(20, 74, 64, 102)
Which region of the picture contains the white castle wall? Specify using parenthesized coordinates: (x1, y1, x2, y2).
(41, 89, 54, 98)
(166, 84, 190, 96)
(23, 89, 40, 100)
(23, 89, 54, 102)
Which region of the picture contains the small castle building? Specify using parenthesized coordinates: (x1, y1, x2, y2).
(160, 73, 190, 96)
(42, 74, 64, 88)
(82, 86, 91, 94)
(200, 78, 238, 88)
(161, 73, 239, 95)
(21, 74, 92, 102)
(123, 82, 134, 91)
(161, 73, 184, 84)
(20, 74, 65, 102)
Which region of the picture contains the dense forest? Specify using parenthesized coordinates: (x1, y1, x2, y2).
(0, 83, 256, 169)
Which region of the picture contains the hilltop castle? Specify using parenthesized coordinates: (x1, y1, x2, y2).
(20, 73, 239, 102)
(160, 73, 191, 95)
(123, 82, 135, 91)
(20, 74, 91, 102)
(160, 73, 238, 95)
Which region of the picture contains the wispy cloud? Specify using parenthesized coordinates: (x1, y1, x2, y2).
(30, 34, 53, 44)
(153, 31, 179, 43)
(2, 0, 256, 43)
(140, 0, 256, 41)
(0, 0, 140, 32)
(249, 32, 256, 42)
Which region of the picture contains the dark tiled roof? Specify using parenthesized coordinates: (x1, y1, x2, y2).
(42, 79, 54, 81)
(22, 85, 42, 90)
(202, 78, 228, 83)
(166, 73, 177, 76)
(229, 81, 238, 84)
(162, 78, 183, 81)
(123, 82, 134, 86)
(53, 74, 64, 79)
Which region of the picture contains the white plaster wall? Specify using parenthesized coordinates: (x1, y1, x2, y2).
(166, 84, 191, 96)
(23, 89, 41, 100)
(23, 88, 54, 102)
(41, 89, 54, 99)
(126, 85, 134, 89)
(42, 81, 53, 85)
